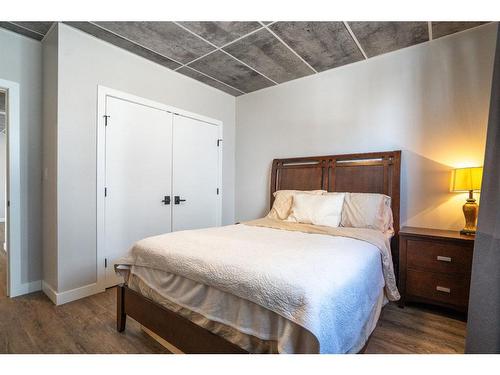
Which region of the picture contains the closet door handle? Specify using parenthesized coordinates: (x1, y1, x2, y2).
(174, 196, 186, 205)
(161, 196, 171, 205)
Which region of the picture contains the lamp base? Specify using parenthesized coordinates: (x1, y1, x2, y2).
(460, 228, 476, 236)
(460, 196, 478, 236)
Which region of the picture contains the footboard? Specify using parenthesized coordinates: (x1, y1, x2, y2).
(116, 284, 248, 354)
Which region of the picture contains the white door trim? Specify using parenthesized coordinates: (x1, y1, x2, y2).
(96, 86, 223, 291)
(0, 79, 24, 297)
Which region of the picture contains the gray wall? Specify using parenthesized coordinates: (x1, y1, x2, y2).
(42, 25, 59, 290)
(466, 24, 500, 354)
(0, 28, 43, 284)
(55, 23, 236, 292)
(235, 23, 497, 231)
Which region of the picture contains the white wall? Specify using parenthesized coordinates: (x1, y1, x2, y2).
(235, 23, 497, 231)
(42, 25, 59, 290)
(55, 23, 236, 293)
(0, 28, 43, 284)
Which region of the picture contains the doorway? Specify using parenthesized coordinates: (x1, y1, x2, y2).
(0, 79, 22, 298)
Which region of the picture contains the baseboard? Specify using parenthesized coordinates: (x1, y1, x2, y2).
(10, 279, 42, 297)
(41, 281, 58, 304)
(42, 281, 103, 305)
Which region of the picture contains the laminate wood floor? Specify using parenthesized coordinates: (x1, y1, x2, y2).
(0, 248, 466, 354)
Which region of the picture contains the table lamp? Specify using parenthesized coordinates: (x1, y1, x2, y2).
(451, 166, 483, 235)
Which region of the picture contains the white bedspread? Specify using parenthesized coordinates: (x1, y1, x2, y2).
(118, 221, 398, 353)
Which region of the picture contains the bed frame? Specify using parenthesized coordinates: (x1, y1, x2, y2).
(117, 150, 402, 354)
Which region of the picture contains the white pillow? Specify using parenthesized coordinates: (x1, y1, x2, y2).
(340, 193, 393, 232)
(267, 190, 326, 220)
(287, 193, 346, 227)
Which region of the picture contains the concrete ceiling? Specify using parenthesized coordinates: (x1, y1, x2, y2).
(0, 21, 489, 96)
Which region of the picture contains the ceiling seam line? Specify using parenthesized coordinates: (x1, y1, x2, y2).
(172, 23, 284, 93)
(218, 25, 266, 49)
(428, 22, 433, 40)
(259, 21, 318, 74)
(181, 66, 247, 94)
(178, 49, 219, 70)
(88, 22, 186, 67)
(174, 21, 266, 52)
(343, 22, 368, 60)
(174, 21, 278, 85)
(219, 49, 279, 85)
(8, 22, 45, 37)
(172, 21, 220, 49)
(173, 23, 266, 66)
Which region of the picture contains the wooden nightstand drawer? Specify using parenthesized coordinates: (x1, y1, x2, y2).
(406, 269, 470, 308)
(399, 227, 475, 313)
(407, 239, 473, 275)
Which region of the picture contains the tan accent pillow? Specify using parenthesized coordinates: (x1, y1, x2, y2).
(287, 193, 346, 227)
(267, 190, 326, 220)
(340, 193, 393, 233)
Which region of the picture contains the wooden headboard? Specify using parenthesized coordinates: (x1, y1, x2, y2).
(270, 151, 402, 269)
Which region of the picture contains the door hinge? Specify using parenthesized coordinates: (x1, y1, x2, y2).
(217, 139, 223, 147)
(216, 188, 219, 195)
(104, 115, 110, 126)
(104, 187, 108, 197)
(105, 258, 108, 268)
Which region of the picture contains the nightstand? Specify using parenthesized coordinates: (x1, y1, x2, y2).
(398, 226, 475, 313)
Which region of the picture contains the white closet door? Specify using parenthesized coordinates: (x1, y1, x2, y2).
(172, 114, 220, 231)
(104, 97, 172, 287)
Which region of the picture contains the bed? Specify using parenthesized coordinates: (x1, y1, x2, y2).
(115, 150, 402, 354)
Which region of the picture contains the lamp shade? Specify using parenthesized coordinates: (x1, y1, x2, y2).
(451, 167, 483, 192)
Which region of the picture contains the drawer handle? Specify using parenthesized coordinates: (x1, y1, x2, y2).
(436, 286, 451, 293)
(437, 256, 452, 262)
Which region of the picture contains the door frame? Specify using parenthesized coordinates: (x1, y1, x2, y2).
(0, 79, 23, 297)
(96, 86, 223, 291)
